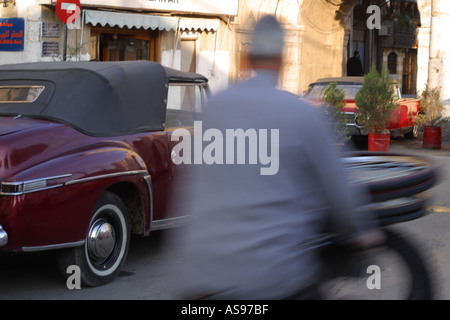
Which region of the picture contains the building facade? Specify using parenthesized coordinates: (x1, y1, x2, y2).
(1, 0, 450, 111)
(233, 0, 450, 114)
(0, 0, 353, 95)
(232, 0, 353, 95)
(0, 0, 238, 94)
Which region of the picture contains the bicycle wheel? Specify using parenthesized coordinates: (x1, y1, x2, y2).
(367, 193, 430, 226)
(320, 229, 433, 300)
(341, 152, 441, 202)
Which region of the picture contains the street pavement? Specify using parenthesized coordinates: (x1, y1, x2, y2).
(314, 133, 450, 299)
(379, 133, 450, 300)
(1, 133, 450, 300)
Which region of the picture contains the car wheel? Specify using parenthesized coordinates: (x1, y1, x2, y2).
(404, 124, 419, 139)
(57, 191, 130, 287)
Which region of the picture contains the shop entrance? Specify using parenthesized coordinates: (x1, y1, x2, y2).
(402, 49, 417, 95)
(90, 27, 160, 62)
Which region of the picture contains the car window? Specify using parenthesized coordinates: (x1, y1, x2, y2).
(0, 86, 45, 103)
(166, 83, 207, 128)
(306, 83, 362, 99)
(167, 84, 205, 112)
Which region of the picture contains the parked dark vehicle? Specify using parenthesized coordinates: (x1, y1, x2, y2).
(0, 61, 209, 286)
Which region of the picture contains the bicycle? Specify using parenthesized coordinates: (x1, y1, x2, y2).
(318, 152, 441, 300)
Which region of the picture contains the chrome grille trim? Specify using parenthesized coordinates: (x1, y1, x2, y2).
(65, 170, 148, 186)
(0, 174, 72, 196)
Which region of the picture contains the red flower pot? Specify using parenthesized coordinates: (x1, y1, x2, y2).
(368, 132, 390, 152)
(423, 126, 442, 149)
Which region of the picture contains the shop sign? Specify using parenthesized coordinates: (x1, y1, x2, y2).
(0, 18, 25, 52)
(79, 0, 239, 16)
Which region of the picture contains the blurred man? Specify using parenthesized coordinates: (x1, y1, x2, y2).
(347, 50, 364, 76)
(171, 15, 381, 300)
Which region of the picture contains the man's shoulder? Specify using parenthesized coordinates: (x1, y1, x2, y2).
(206, 80, 314, 113)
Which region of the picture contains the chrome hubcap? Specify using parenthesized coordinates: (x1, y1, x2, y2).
(87, 219, 116, 262)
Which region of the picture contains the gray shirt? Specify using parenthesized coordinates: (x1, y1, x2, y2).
(171, 70, 374, 299)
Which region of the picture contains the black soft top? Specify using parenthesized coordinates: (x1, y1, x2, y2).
(0, 61, 208, 136)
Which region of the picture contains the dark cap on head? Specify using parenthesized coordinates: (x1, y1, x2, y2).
(249, 15, 285, 60)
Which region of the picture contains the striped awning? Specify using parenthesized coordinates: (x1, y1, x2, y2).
(85, 10, 220, 32)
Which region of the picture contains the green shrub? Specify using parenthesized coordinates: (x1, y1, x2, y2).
(355, 64, 398, 133)
(317, 82, 350, 142)
(416, 84, 444, 128)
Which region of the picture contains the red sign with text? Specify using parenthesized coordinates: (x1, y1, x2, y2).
(56, 0, 81, 24)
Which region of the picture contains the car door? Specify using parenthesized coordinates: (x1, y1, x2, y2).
(165, 82, 209, 218)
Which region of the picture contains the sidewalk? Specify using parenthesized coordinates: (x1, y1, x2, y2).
(389, 133, 450, 157)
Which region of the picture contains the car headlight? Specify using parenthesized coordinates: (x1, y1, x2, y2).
(355, 115, 366, 128)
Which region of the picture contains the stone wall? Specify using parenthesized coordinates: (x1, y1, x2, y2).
(233, 0, 352, 95)
(427, 0, 450, 116)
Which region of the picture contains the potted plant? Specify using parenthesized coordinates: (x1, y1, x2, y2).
(416, 84, 444, 149)
(317, 82, 351, 146)
(355, 64, 398, 152)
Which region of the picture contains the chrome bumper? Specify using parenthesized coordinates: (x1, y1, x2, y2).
(0, 225, 7, 247)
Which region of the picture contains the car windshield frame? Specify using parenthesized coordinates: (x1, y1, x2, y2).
(305, 82, 363, 100)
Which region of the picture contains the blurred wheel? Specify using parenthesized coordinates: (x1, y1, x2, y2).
(321, 229, 433, 300)
(370, 194, 428, 225)
(342, 152, 441, 202)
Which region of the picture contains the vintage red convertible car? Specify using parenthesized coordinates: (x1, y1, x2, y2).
(0, 61, 209, 286)
(305, 77, 421, 139)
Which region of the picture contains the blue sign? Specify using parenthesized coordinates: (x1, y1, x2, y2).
(0, 18, 25, 52)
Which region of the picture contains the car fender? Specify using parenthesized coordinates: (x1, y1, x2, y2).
(2, 146, 152, 251)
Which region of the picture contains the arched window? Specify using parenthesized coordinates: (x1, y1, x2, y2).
(388, 52, 398, 74)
